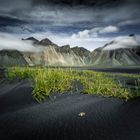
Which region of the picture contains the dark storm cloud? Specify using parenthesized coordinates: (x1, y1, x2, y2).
(0, 15, 26, 27)
(0, 0, 139, 10)
(0, 0, 139, 36)
(32, 0, 120, 6)
(0, 0, 139, 50)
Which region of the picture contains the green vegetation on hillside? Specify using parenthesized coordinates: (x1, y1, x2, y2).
(7, 67, 140, 102)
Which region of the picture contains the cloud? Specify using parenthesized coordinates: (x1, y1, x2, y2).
(0, 0, 139, 37)
(0, 0, 31, 12)
(0, 0, 139, 52)
(103, 36, 140, 50)
(71, 25, 119, 39)
(0, 0, 140, 29)
(71, 29, 97, 39)
(31, 0, 121, 7)
(118, 19, 140, 26)
(13, 6, 95, 27)
(99, 25, 119, 34)
(0, 33, 40, 52)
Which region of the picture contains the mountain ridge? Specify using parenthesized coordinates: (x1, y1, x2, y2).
(0, 35, 140, 67)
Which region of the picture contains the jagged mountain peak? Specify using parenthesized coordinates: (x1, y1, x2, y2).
(22, 37, 39, 44)
(23, 37, 38, 41)
(21, 37, 92, 66)
(39, 38, 58, 47)
(61, 44, 71, 49)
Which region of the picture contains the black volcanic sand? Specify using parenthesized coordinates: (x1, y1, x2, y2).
(0, 79, 140, 140)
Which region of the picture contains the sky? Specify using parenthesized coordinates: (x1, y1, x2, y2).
(0, 0, 140, 51)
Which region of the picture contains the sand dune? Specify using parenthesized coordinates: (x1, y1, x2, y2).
(0, 79, 140, 140)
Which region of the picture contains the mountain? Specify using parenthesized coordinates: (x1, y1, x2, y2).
(22, 38, 92, 66)
(71, 46, 91, 58)
(1, 35, 140, 67)
(0, 50, 28, 66)
(92, 35, 140, 67)
(71, 47, 92, 64)
(38, 38, 58, 47)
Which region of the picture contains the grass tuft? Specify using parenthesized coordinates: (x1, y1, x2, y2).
(6, 67, 140, 102)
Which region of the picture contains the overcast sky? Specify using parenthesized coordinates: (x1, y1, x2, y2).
(0, 0, 140, 50)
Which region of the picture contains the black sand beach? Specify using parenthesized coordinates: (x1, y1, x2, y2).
(0, 78, 140, 140)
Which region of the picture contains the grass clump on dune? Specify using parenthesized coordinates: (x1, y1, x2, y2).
(7, 67, 140, 102)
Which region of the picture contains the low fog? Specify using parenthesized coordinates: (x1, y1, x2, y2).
(0, 33, 41, 52)
(0, 32, 140, 52)
(103, 36, 140, 50)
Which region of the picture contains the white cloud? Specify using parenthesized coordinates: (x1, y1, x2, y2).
(71, 25, 119, 39)
(0, 33, 40, 52)
(71, 30, 96, 39)
(103, 36, 140, 50)
(118, 19, 140, 26)
(99, 25, 119, 34)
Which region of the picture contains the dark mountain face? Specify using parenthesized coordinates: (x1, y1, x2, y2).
(92, 48, 140, 67)
(0, 50, 28, 66)
(71, 47, 91, 58)
(22, 37, 58, 47)
(136, 48, 140, 56)
(56, 45, 71, 54)
(38, 38, 58, 47)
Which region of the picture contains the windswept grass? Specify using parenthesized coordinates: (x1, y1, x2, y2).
(7, 67, 140, 102)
